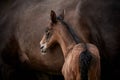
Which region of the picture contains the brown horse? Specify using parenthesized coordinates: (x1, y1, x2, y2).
(40, 10, 100, 80)
(0, 0, 120, 80)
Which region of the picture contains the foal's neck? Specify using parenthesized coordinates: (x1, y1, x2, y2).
(57, 24, 76, 58)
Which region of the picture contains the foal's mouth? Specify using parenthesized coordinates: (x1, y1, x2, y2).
(41, 48, 47, 53)
(40, 47, 48, 55)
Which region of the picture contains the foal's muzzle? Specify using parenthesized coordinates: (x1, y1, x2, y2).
(40, 43, 47, 53)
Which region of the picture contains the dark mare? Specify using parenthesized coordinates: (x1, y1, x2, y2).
(0, 0, 120, 80)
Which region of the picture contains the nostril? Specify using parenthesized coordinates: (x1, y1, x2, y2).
(40, 46, 44, 49)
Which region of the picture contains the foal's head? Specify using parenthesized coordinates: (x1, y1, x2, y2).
(40, 10, 65, 53)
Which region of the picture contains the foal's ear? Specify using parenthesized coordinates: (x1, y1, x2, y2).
(50, 10, 57, 23)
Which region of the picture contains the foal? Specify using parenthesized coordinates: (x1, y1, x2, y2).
(40, 10, 100, 80)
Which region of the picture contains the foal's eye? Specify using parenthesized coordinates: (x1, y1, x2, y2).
(45, 28, 52, 39)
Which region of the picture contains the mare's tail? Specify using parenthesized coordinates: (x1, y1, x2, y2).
(79, 45, 92, 80)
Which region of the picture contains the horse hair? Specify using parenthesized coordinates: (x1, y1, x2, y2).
(79, 45, 92, 80)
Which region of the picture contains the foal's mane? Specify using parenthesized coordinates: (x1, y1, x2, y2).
(57, 17, 81, 44)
